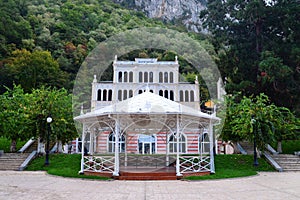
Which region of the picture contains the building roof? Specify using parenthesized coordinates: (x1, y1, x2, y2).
(74, 91, 219, 123)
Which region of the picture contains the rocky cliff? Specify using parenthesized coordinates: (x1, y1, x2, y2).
(113, 0, 207, 32)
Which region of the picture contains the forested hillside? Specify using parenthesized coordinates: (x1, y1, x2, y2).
(0, 0, 167, 93)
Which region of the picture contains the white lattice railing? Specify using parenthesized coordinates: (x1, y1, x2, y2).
(179, 156, 210, 173)
(84, 156, 115, 173)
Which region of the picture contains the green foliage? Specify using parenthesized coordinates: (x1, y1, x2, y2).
(201, 0, 300, 114)
(4, 49, 68, 92)
(0, 0, 166, 92)
(0, 85, 33, 144)
(279, 140, 300, 154)
(26, 153, 110, 180)
(0, 85, 77, 150)
(184, 154, 275, 180)
(30, 86, 77, 144)
(221, 93, 299, 149)
(0, 137, 26, 153)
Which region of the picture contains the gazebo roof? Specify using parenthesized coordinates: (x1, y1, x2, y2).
(74, 91, 219, 123)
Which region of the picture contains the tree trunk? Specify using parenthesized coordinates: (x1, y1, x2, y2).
(277, 141, 282, 153)
(37, 137, 46, 154)
(10, 140, 17, 152)
(57, 141, 63, 153)
(232, 142, 241, 154)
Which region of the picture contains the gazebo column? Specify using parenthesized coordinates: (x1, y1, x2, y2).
(209, 120, 215, 173)
(89, 130, 94, 155)
(113, 118, 120, 176)
(176, 115, 182, 176)
(166, 136, 169, 167)
(125, 134, 127, 167)
(79, 124, 86, 174)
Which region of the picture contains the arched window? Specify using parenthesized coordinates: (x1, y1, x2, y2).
(164, 90, 168, 99)
(190, 90, 194, 102)
(124, 72, 128, 83)
(108, 133, 125, 153)
(108, 90, 112, 101)
(159, 72, 163, 83)
(103, 89, 107, 101)
(168, 133, 186, 153)
(129, 72, 133, 82)
(138, 90, 143, 94)
(185, 90, 189, 102)
(97, 89, 102, 101)
(129, 90, 133, 98)
(123, 90, 127, 100)
(118, 90, 122, 101)
(118, 71, 122, 82)
(144, 72, 148, 83)
(159, 90, 163, 97)
(170, 72, 174, 83)
(170, 90, 174, 101)
(149, 72, 153, 83)
(199, 132, 210, 154)
(179, 90, 184, 102)
(139, 72, 143, 83)
(164, 72, 168, 83)
(150, 90, 153, 93)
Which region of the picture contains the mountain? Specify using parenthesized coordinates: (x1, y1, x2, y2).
(113, 0, 207, 32)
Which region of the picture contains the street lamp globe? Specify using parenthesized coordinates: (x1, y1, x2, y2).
(47, 116, 52, 123)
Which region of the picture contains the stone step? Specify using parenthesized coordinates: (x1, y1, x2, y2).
(0, 153, 29, 171)
(270, 154, 300, 171)
(118, 171, 177, 180)
(118, 175, 178, 180)
(238, 142, 255, 154)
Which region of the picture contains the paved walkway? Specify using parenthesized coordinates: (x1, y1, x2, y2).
(0, 171, 299, 200)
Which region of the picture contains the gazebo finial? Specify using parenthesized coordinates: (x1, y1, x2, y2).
(80, 104, 84, 115)
(93, 74, 97, 83)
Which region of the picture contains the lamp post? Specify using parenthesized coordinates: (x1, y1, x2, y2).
(45, 115, 52, 166)
(251, 116, 259, 167)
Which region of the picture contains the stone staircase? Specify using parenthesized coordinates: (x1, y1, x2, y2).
(0, 153, 30, 170)
(118, 167, 177, 180)
(22, 140, 38, 153)
(271, 154, 300, 172)
(238, 142, 255, 155)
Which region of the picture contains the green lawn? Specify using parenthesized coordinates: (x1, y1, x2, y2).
(26, 153, 275, 181)
(184, 154, 275, 180)
(26, 154, 110, 180)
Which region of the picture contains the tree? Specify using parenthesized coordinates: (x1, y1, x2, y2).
(3, 49, 68, 92)
(30, 87, 77, 145)
(0, 85, 33, 151)
(220, 93, 299, 151)
(0, 85, 77, 152)
(201, 0, 300, 114)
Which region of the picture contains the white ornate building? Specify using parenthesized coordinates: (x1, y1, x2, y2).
(74, 56, 220, 179)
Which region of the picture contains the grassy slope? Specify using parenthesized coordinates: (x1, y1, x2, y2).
(185, 154, 275, 180)
(26, 154, 274, 181)
(26, 154, 110, 180)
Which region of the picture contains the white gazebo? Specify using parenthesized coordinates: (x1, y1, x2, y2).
(74, 90, 220, 178)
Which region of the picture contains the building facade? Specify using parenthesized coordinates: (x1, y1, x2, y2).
(74, 56, 219, 178)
